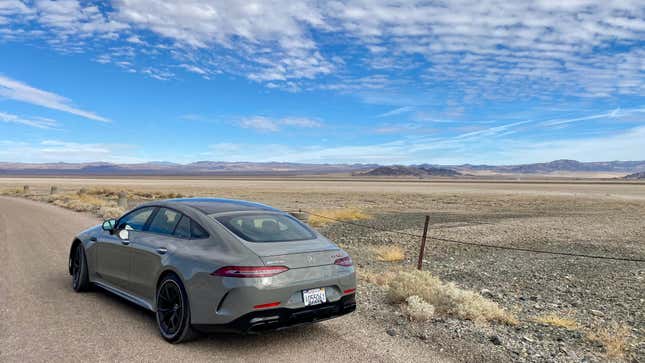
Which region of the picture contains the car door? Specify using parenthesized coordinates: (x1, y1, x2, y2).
(128, 208, 183, 301)
(95, 206, 156, 291)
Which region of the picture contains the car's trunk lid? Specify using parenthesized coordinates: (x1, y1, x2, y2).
(240, 237, 342, 269)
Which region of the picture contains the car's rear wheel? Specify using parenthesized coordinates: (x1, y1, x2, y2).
(71, 244, 90, 292)
(156, 274, 197, 343)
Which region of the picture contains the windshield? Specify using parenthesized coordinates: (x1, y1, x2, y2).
(213, 213, 316, 242)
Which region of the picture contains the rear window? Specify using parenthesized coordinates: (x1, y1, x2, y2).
(214, 213, 315, 242)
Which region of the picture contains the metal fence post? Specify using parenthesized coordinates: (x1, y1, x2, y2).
(417, 215, 430, 270)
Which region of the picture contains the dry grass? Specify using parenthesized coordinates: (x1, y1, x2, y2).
(307, 208, 370, 227)
(533, 314, 579, 330)
(374, 245, 405, 262)
(359, 269, 397, 286)
(586, 322, 631, 360)
(388, 270, 517, 325)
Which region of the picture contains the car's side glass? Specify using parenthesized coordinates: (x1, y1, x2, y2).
(173, 216, 191, 239)
(190, 220, 209, 239)
(147, 208, 181, 235)
(116, 207, 155, 231)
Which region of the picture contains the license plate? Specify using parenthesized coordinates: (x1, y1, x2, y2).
(302, 288, 326, 306)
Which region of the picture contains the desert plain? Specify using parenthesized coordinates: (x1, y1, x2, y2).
(1, 176, 643, 362)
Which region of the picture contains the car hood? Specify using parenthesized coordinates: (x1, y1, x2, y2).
(77, 225, 102, 240)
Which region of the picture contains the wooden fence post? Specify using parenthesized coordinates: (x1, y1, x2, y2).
(50, 186, 58, 195)
(117, 191, 128, 209)
(417, 215, 430, 270)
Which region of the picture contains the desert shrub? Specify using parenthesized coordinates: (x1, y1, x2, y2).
(374, 245, 405, 262)
(388, 270, 516, 324)
(586, 322, 631, 360)
(50, 193, 109, 212)
(307, 208, 370, 227)
(533, 314, 578, 330)
(98, 206, 126, 219)
(404, 295, 435, 321)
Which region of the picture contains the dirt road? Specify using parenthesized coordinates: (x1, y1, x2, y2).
(0, 197, 447, 362)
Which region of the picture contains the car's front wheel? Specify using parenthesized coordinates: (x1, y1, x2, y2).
(155, 274, 197, 343)
(71, 244, 90, 292)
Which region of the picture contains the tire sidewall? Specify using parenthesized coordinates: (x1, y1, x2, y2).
(72, 244, 89, 292)
(156, 275, 192, 343)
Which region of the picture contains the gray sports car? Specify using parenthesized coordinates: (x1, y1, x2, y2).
(69, 198, 356, 343)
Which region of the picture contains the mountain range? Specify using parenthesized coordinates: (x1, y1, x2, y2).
(0, 159, 644, 177)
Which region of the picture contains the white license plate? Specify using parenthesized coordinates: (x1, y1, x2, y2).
(302, 288, 326, 306)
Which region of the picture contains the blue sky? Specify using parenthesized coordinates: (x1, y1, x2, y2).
(0, 0, 643, 165)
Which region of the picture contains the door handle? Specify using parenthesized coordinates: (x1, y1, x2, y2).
(90, 237, 97, 242)
(156, 247, 168, 255)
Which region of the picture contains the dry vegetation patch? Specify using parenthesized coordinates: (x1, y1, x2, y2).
(533, 313, 579, 330)
(388, 270, 517, 325)
(359, 269, 397, 286)
(373, 245, 405, 262)
(307, 208, 370, 227)
(586, 322, 631, 360)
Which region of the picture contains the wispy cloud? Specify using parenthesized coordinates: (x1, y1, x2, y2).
(0, 111, 58, 129)
(238, 116, 322, 132)
(201, 124, 645, 165)
(0, 140, 141, 163)
(377, 106, 414, 118)
(0, 75, 109, 122)
(540, 107, 645, 127)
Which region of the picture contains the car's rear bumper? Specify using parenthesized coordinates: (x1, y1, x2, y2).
(193, 293, 356, 334)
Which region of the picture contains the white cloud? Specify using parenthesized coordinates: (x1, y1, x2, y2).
(238, 116, 322, 132)
(239, 116, 280, 132)
(0, 111, 58, 129)
(0, 139, 141, 163)
(279, 117, 322, 128)
(0, 75, 109, 122)
(1, 0, 643, 99)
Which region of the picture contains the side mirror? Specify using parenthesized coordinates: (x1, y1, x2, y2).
(117, 229, 129, 241)
(102, 218, 116, 231)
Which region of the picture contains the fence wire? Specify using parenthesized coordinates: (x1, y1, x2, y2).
(292, 210, 645, 263)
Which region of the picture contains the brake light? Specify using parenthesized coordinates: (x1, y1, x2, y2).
(211, 266, 289, 278)
(343, 288, 356, 294)
(334, 256, 353, 267)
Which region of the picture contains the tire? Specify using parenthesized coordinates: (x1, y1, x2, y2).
(71, 244, 91, 292)
(155, 274, 198, 343)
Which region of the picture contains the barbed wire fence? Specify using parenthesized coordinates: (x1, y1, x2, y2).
(290, 209, 645, 264)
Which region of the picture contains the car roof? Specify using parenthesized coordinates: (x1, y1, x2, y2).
(151, 197, 281, 215)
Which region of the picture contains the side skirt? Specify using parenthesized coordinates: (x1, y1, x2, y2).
(93, 280, 155, 311)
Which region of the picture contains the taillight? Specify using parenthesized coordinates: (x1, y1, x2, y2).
(334, 256, 353, 267)
(211, 266, 289, 278)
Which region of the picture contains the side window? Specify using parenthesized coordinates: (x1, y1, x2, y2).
(173, 216, 191, 239)
(147, 208, 181, 235)
(116, 207, 155, 231)
(190, 221, 209, 239)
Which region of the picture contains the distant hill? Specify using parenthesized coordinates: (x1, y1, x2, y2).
(362, 165, 461, 177)
(455, 159, 645, 174)
(0, 159, 643, 177)
(0, 161, 376, 176)
(624, 172, 645, 180)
